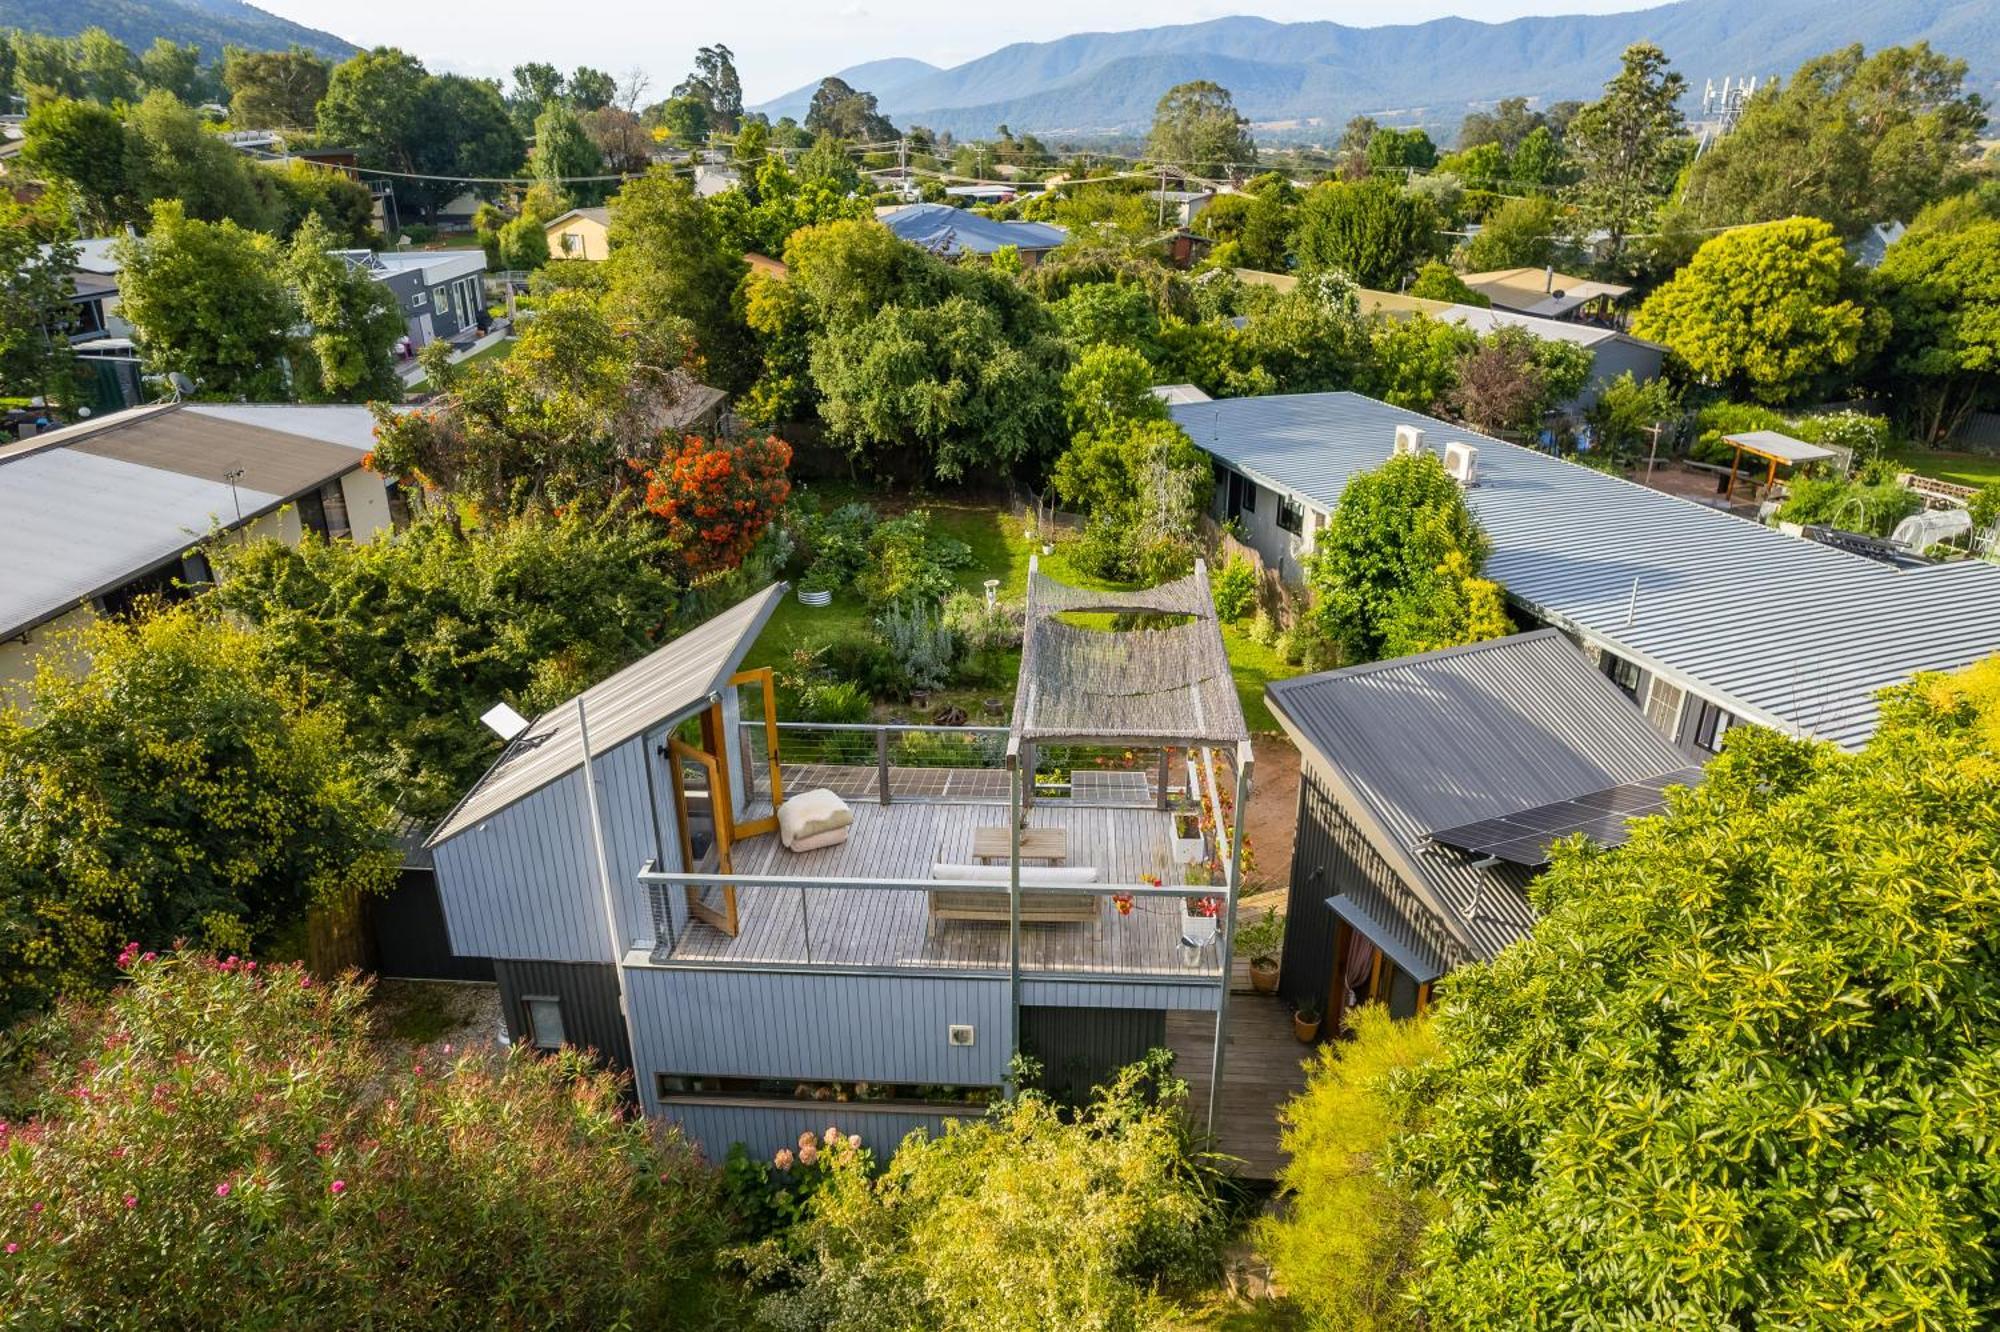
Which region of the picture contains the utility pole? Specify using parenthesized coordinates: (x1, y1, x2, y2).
(898, 136, 907, 196)
(1158, 162, 1168, 227)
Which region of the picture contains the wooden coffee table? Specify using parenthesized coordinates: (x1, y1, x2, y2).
(973, 826, 1070, 864)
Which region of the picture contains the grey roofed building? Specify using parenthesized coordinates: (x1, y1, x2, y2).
(428, 584, 787, 845)
(1265, 629, 1698, 1022)
(1172, 391, 2000, 751)
(0, 402, 391, 644)
(875, 203, 1068, 259)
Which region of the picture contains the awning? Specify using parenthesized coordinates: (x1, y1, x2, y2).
(1326, 893, 1446, 985)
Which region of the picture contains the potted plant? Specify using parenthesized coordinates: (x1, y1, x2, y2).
(1180, 893, 1222, 948)
(1236, 907, 1283, 994)
(1293, 1000, 1321, 1044)
(797, 567, 835, 607)
(1170, 810, 1205, 864)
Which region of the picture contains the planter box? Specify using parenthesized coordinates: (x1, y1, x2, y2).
(1180, 904, 1219, 948)
(1171, 812, 1205, 865)
(797, 588, 832, 607)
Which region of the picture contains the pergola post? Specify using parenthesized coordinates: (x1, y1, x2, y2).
(1207, 738, 1253, 1139)
(1005, 746, 1022, 1099)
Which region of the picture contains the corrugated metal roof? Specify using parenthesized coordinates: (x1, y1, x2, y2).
(0, 403, 376, 640)
(878, 204, 1068, 256)
(427, 584, 788, 846)
(1171, 391, 2000, 749)
(1267, 629, 1695, 961)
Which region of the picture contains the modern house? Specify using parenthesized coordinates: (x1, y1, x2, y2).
(876, 203, 1069, 265)
(0, 402, 404, 694)
(1266, 630, 1699, 1028)
(1458, 266, 1631, 322)
(545, 207, 611, 261)
(426, 564, 1256, 1162)
(1170, 391, 2000, 753)
(336, 249, 489, 350)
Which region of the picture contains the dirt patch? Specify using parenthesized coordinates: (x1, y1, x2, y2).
(1241, 733, 1299, 915)
(367, 979, 502, 1064)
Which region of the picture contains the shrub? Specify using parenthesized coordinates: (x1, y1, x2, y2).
(940, 591, 1023, 656)
(0, 951, 730, 1329)
(787, 499, 876, 587)
(639, 432, 793, 577)
(875, 604, 956, 696)
(1775, 473, 1922, 537)
(817, 631, 903, 698)
(791, 679, 872, 724)
(854, 510, 973, 611)
(1969, 484, 2000, 532)
(1249, 609, 1281, 648)
(1211, 557, 1258, 622)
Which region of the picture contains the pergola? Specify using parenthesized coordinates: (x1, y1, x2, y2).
(1004, 557, 1253, 1130)
(1723, 430, 1838, 502)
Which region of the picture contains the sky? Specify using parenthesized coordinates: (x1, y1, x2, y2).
(248, 0, 1663, 106)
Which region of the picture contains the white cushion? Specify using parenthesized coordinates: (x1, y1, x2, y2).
(785, 825, 850, 854)
(931, 863, 1099, 885)
(778, 788, 852, 847)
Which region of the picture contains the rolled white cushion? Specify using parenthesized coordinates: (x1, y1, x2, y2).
(931, 863, 1099, 884)
(778, 788, 852, 846)
(785, 825, 850, 854)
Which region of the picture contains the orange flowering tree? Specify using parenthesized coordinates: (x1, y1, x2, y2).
(640, 433, 792, 577)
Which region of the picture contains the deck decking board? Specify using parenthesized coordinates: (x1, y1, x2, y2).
(1166, 997, 1313, 1180)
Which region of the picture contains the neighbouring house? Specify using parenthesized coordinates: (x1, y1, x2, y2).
(1266, 629, 1699, 1030)
(336, 249, 490, 350)
(1148, 189, 1215, 227)
(875, 203, 1069, 265)
(37, 237, 145, 413)
(544, 207, 611, 261)
(943, 183, 1016, 205)
(0, 402, 406, 696)
(1848, 220, 1907, 270)
(425, 563, 1258, 1165)
(1458, 266, 1631, 322)
(1169, 390, 2000, 752)
(653, 370, 728, 438)
(692, 163, 741, 198)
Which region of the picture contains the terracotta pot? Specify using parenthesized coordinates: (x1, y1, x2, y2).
(1250, 957, 1279, 994)
(1293, 1013, 1321, 1044)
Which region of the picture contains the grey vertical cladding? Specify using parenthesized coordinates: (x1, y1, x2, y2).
(661, 1103, 980, 1165)
(589, 734, 667, 948)
(1018, 980, 1219, 1010)
(1279, 766, 1419, 1011)
(494, 959, 632, 1071)
(624, 968, 1010, 1111)
(1020, 1005, 1166, 1099)
(432, 772, 607, 963)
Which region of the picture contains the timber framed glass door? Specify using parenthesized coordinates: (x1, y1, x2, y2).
(668, 704, 738, 936)
(728, 667, 784, 834)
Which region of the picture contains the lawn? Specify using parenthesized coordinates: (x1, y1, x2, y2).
(745, 487, 1301, 732)
(1891, 446, 2000, 490)
(455, 336, 516, 369)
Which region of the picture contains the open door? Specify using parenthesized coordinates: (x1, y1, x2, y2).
(668, 709, 739, 936)
(729, 667, 784, 838)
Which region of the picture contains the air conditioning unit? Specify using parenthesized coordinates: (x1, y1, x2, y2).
(1444, 441, 1480, 486)
(1392, 424, 1427, 457)
(947, 1024, 976, 1047)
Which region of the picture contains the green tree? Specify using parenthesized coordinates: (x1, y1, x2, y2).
(804, 76, 895, 142)
(1, 950, 731, 1327)
(116, 201, 294, 399)
(0, 609, 396, 1020)
(1874, 220, 2000, 443)
(1684, 43, 1986, 237)
(1463, 193, 1560, 271)
(1237, 279, 1373, 394)
(1365, 126, 1437, 176)
(1362, 313, 1476, 414)
(653, 94, 709, 147)
(1261, 1005, 1440, 1332)
(673, 42, 742, 133)
(409, 74, 523, 221)
(1387, 661, 2000, 1326)
(1293, 179, 1438, 289)
(749, 1056, 1233, 1331)
(0, 204, 79, 404)
(1305, 450, 1509, 661)
(283, 214, 403, 402)
(1407, 261, 1487, 306)
(566, 65, 616, 112)
(603, 167, 751, 386)
(1508, 125, 1568, 188)
(264, 159, 378, 245)
(222, 45, 330, 130)
(20, 97, 132, 231)
(210, 510, 686, 818)
(136, 37, 202, 103)
(126, 90, 271, 229)
(1584, 370, 1681, 458)
(530, 102, 605, 200)
(11, 32, 85, 102)
(1631, 215, 1884, 404)
(1447, 324, 1593, 435)
(1050, 281, 1161, 357)
(74, 26, 136, 105)
(1457, 96, 1548, 153)
(1059, 341, 1162, 434)
(1564, 43, 1688, 261)
(315, 47, 427, 176)
(1147, 79, 1255, 176)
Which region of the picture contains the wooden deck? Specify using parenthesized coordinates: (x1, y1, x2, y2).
(1168, 996, 1314, 1180)
(660, 799, 1225, 979)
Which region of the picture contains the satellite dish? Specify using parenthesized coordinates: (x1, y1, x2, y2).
(167, 372, 197, 400)
(480, 701, 532, 742)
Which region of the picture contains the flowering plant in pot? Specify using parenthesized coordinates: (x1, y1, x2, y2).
(1180, 893, 1222, 948)
(1293, 1000, 1322, 1044)
(1236, 906, 1284, 993)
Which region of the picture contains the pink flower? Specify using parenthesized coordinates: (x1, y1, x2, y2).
(412, 1064, 423, 1076)
(798, 1143, 819, 1166)
(441, 1044, 452, 1055)
(116, 942, 139, 968)
(141, 951, 156, 963)
(329, 1180, 346, 1196)
(847, 1134, 862, 1150)
(123, 1195, 136, 1209)
(797, 1130, 816, 1151)
(299, 976, 313, 989)
(824, 1126, 841, 1146)
(5, 1243, 16, 1255)
(214, 1183, 231, 1199)
(772, 1149, 794, 1171)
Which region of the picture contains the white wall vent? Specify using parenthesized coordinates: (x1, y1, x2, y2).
(1444, 441, 1480, 486)
(947, 1024, 976, 1047)
(1392, 424, 1427, 457)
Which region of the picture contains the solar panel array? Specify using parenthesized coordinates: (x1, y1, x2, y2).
(1424, 767, 1703, 868)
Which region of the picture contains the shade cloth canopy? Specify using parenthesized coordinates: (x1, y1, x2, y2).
(1010, 560, 1249, 747)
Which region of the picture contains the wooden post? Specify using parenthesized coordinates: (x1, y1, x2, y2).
(1725, 441, 1743, 502)
(1416, 981, 1432, 1014)
(1327, 917, 1353, 1035)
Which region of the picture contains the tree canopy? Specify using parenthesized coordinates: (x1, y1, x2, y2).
(1293, 179, 1437, 290)
(1147, 79, 1255, 176)
(1563, 43, 1688, 260)
(1874, 220, 2000, 443)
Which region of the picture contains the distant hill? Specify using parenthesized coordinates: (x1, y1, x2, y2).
(751, 0, 2000, 139)
(0, 0, 358, 63)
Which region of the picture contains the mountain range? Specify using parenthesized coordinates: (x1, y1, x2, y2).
(0, 0, 356, 63)
(751, 0, 2000, 138)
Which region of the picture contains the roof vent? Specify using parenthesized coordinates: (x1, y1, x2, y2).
(1392, 424, 1427, 458)
(1444, 441, 1479, 487)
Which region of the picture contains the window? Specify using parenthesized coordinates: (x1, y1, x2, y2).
(1601, 653, 1642, 701)
(432, 286, 449, 313)
(1690, 700, 1737, 754)
(654, 1072, 997, 1110)
(411, 288, 426, 307)
(560, 232, 580, 255)
(317, 481, 352, 540)
(295, 489, 329, 539)
(523, 996, 565, 1049)
(1277, 497, 1305, 536)
(1221, 469, 1257, 520)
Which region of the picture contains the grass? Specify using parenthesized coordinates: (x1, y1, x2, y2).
(746, 486, 1305, 732)
(1891, 446, 2000, 490)
(455, 337, 516, 369)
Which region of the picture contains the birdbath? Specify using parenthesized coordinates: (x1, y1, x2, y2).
(983, 578, 1000, 609)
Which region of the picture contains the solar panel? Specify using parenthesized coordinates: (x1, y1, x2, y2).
(1425, 766, 1703, 867)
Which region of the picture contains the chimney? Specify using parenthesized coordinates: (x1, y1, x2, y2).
(1544, 265, 1555, 293)
(1392, 424, 1427, 458)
